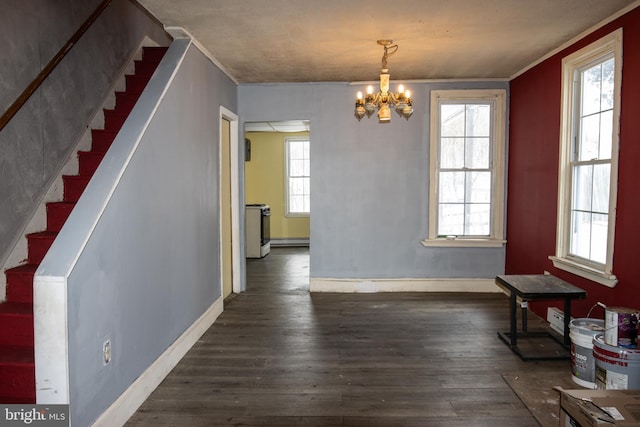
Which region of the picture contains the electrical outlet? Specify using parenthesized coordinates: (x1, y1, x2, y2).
(103, 340, 111, 365)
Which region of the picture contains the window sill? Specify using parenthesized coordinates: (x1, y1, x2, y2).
(285, 213, 310, 218)
(421, 238, 506, 248)
(549, 256, 618, 288)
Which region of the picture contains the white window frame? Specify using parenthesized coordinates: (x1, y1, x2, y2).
(284, 137, 310, 217)
(422, 89, 507, 248)
(550, 29, 622, 287)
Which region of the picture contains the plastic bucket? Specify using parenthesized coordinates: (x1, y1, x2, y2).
(604, 307, 639, 348)
(593, 334, 640, 390)
(570, 318, 604, 388)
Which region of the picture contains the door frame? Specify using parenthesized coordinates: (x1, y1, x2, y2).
(219, 106, 241, 295)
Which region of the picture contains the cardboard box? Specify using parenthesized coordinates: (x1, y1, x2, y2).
(559, 389, 640, 426)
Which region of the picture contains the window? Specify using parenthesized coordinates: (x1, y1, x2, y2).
(423, 89, 506, 247)
(285, 137, 310, 216)
(551, 30, 622, 287)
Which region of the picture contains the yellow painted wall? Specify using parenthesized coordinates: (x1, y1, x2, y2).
(245, 131, 310, 239)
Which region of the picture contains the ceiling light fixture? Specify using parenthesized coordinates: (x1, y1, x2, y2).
(355, 40, 413, 123)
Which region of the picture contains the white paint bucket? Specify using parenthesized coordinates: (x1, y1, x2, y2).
(569, 318, 604, 388)
(604, 306, 639, 348)
(593, 334, 640, 390)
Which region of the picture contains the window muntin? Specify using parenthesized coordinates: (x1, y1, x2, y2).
(285, 138, 310, 215)
(551, 29, 621, 287)
(424, 89, 506, 247)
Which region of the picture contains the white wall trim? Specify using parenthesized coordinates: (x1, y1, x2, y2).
(219, 106, 241, 294)
(34, 275, 69, 404)
(310, 278, 500, 293)
(91, 297, 223, 427)
(270, 238, 309, 247)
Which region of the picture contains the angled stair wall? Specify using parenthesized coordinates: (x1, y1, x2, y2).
(0, 46, 168, 404)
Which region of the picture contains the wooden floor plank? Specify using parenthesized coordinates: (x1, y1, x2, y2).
(126, 247, 573, 426)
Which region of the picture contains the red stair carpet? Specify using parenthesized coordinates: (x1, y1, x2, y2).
(0, 46, 167, 404)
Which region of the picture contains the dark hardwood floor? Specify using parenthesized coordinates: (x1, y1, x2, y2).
(126, 247, 574, 426)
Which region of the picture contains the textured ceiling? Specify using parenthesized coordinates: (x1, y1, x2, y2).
(138, 0, 638, 83)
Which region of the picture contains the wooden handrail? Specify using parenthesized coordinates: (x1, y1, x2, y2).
(0, 0, 113, 132)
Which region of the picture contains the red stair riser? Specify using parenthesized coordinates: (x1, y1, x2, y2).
(63, 175, 90, 202)
(0, 366, 35, 397)
(134, 60, 160, 77)
(6, 276, 33, 304)
(125, 74, 150, 94)
(78, 151, 105, 175)
(5, 266, 37, 304)
(0, 314, 34, 347)
(26, 233, 56, 264)
(104, 110, 128, 130)
(46, 202, 75, 232)
(115, 92, 140, 111)
(91, 129, 117, 151)
(142, 46, 167, 62)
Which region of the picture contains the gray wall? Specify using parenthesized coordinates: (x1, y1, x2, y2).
(238, 81, 509, 281)
(36, 40, 237, 425)
(0, 0, 170, 268)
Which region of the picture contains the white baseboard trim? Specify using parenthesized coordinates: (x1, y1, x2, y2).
(309, 278, 500, 293)
(91, 297, 224, 427)
(270, 238, 309, 247)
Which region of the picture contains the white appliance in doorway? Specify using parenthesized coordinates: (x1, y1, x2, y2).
(246, 204, 271, 258)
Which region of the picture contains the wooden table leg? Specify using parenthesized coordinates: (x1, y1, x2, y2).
(563, 298, 571, 346)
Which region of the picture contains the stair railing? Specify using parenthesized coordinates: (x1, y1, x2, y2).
(0, 0, 112, 133)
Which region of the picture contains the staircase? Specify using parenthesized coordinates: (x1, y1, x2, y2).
(0, 46, 167, 404)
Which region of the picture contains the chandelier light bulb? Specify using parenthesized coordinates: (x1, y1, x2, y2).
(398, 84, 404, 94)
(357, 91, 363, 100)
(405, 90, 411, 98)
(366, 85, 374, 95)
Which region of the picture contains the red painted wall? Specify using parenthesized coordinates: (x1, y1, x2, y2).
(507, 6, 640, 319)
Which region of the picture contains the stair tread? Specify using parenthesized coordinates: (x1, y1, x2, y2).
(5, 264, 38, 274)
(92, 128, 119, 134)
(63, 174, 91, 179)
(0, 346, 34, 364)
(47, 201, 76, 207)
(0, 302, 33, 315)
(104, 108, 129, 115)
(25, 231, 57, 239)
(0, 396, 36, 404)
(78, 150, 107, 156)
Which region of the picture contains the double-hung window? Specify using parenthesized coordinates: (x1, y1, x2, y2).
(424, 89, 506, 247)
(551, 30, 622, 287)
(285, 137, 310, 216)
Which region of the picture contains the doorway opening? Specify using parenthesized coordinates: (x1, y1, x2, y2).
(243, 120, 311, 293)
(220, 107, 241, 299)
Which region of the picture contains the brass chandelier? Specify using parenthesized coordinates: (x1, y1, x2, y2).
(355, 40, 413, 122)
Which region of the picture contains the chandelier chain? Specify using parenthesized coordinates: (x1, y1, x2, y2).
(381, 44, 398, 69)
